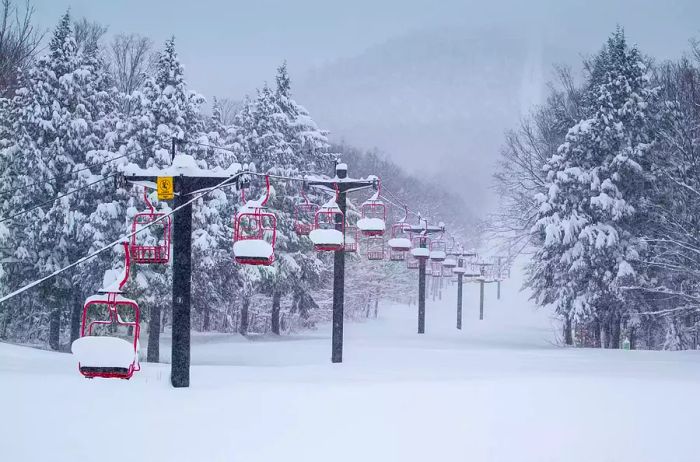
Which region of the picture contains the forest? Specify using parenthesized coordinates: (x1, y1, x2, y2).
(0, 1, 474, 353)
(493, 27, 700, 350)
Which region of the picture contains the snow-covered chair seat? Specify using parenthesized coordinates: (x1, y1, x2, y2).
(442, 257, 457, 268)
(72, 336, 137, 374)
(233, 239, 274, 265)
(410, 247, 430, 259)
(429, 250, 447, 262)
(387, 237, 411, 251)
(310, 229, 344, 251)
(452, 266, 467, 274)
(357, 217, 386, 234)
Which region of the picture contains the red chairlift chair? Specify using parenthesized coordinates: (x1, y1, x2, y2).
(130, 188, 171, 264)
(294, 184, 318, 236)
(310, 185, 345, 252)
(442, 236, 458, 269)
(233, 176, 277, 266)
(358, 180, 387, 237)
(344, 224, 359, 253)
(409, 234, 431, 261)
(73, 242, 140, 379)
(388, 207, 412, 261)
(406, 253, 419, 269)
(429, 238, 447, 262)
(365, 235, 385, 260)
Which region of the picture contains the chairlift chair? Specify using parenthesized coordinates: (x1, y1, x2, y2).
(310, 185, 345, 252)
(406, 252, 419, 270)
(72, 243, 141, 379)
(365, 235, 385, 260)
(429, 239, 447, 262)
(294, 185, 318, 236)
(344, 225, 358, 253)
(409, 234, 431, 261)
(130, 188, 171, 264)
(357, 181, 387, 237)
(442, 237, 458, 268)
(233, 176, 277, 266)
(388, 216, 412, 261)
(431, 260, 443, 277)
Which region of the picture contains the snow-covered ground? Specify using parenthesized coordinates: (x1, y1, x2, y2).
(2, 274, 700, 461)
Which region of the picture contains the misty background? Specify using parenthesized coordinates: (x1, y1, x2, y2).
(30, 0, 700, 215)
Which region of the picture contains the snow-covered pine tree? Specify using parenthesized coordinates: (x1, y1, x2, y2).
(529, 28, 659, 348)
(274, 62, 332, 172)
(0, 12, 121, 347)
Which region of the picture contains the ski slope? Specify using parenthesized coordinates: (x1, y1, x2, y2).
(2, 274, 700, 462)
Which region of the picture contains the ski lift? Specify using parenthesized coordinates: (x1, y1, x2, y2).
(443, 254, 458, 269)
(453, 257, 467, 274)
(294, 183, 318, 236)
(310, 185, 345, 251)
(431, 260, 443, 277)
(442, 257, 457, 269)
(464, 260, 483, 280)
(442, 237, 458, 268)
(409, 234, 431, 260)
(344, 224, 358, 253)
(130, 188, 171, 264)
(429, 238, 447, 262)
(233, 175, 277, 265)
(406, 252, 419, 269)
(365, 235, 385, 260)
(388, 207, 412, 261)
(71, 243, 141, 379)
(357, 180, 386, 237)
(442, 264, 453, 278)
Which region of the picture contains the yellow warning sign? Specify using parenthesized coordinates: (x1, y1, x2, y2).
(157, 176, 174, 200)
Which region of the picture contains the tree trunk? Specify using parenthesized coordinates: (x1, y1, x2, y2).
(203, 304, 211, 332)
(160, 307, 167, 334)
(70, 291, 82, 343)
(593, 320, 601, 348)
(611, 315, 621, 349)
(373, 291, 379, 319)
(48, 307, 61, 351)
(271, 291, 281, 335)
(563, 315, 573, 346)
(602, 320, 611, 349)
(239, 297, 249, 335)
(147, 304, 161, 362)
(629, 326, 637, 350)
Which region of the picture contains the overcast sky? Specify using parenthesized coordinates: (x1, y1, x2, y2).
(32, 0, 700, 213)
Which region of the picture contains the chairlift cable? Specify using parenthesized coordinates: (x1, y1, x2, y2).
(0, 171, 244, 305)
(0, 140, 150, 198)
(0, 173, 118, 225)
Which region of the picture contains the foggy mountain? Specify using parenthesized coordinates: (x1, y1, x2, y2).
(296, 26, 566, 213)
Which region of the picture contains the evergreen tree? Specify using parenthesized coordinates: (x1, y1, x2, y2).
(529, 29, 659, 347)
(274, 62, 332, 172)
(0, 12, 120, 347)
